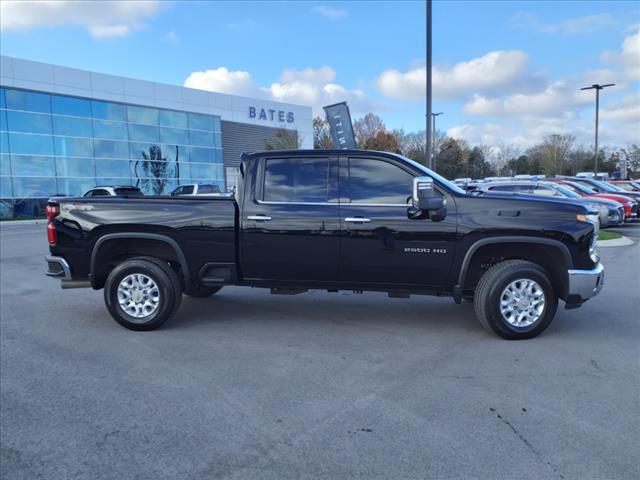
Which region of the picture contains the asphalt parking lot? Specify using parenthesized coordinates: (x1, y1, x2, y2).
(1, 222, 639, 480)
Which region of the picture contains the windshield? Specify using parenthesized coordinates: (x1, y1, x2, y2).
(548, 184, 580, 198)
(631, 181, 640, 190)
(588, 179, 620, 193)
(564, 181, 597, 195)
(398, 155, 467, 195)
(613, 183, 635, 191)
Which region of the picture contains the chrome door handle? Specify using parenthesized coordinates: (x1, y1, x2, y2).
(344, 217, 371, 223)
(247, 215, 272, 221)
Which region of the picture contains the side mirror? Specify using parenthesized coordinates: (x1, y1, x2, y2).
(410, 176, 447, 221)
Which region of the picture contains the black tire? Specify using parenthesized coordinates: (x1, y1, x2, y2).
(184, 285, 223, 298)
(474, 260, 558, 340)
(104, 257, 182, 331)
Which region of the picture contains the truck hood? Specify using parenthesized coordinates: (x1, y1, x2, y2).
(472, 190, 590, 212)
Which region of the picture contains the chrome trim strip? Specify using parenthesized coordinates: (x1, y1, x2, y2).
(45, 255, 72, 280)
(568, 262, 604, 301)
(257, 200, 409, 207)
(247, 215, 272, 221)
(344, 217, 371, 223)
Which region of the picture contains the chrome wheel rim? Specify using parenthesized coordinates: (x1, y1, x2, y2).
(117, 273, 160, 321)
(499, 278, 545, 328)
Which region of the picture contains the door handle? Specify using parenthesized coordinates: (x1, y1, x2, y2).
(247, 215, 272, 221)
(344, 217, 371, 223)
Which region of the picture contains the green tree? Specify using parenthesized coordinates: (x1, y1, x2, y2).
(434, 138, 467, 179)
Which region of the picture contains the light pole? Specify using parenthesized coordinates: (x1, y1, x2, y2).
(580, 83, 615, 174)
(425, 0, 433, 169)
(431, 112, 443, 170)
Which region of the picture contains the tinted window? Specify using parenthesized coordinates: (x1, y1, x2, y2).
(6, 111, 52, 134)
(198, 184, 219, 193)
(9, 133, 54, 155)
(54, 136, 94, 157)
(0, 109, 6, 131)
(114, 187, 143, 196)
(189, 146, 214, 163)
(10, 155, 56, 176)
(183, 185, 194, 194)
(51, 95, 92, 117)
(52, 116, 92, 137)
(0, 154, 10, 176)
(95, 159, 132, 178)
(159, 110, 187, 128)
(5, 89, 51, 113)
(56, 157, 95, 177)
(160, 127, 188, 145)
(188, 112, 213, 131)
(11, 177, 57, 197)
(190, 163, 216, 179)
(263, 158, 329, 203)
(0, 131, 8, 154)
(347, 158, 413, 204)
(127, 105, 158, 125)
(93, 119, 128, 140)
(91, 101, 126, 121)
(94, 139, 129, 159)
(533, 186, 559, 196)
(128, 124, 159, 142)
(189, 130, 215, 147)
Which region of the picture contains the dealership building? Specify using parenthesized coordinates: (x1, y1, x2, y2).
(0, 55, 312, 217)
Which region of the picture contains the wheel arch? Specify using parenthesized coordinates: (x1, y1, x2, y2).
(90, 233, 191, 290)
(456, 237, 571, 301)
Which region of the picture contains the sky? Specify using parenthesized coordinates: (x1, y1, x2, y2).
(1, 0, 639, 151)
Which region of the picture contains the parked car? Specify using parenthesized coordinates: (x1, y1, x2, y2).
(479, 181, 624, 227)
(83, 186, 144, 197)
(549, 179, 638, 222)
(606, 180, 640, 193)
(45, 149, 604, 340)
(567, 177, 640, 204)
(170, 183, 222, 196)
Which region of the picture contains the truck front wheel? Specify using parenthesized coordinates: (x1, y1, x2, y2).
(474, 260, 558, 340)
(104, 258, 182, 331)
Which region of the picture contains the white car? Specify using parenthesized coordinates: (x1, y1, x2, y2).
(83, 186, 144, 197)
(170, 183, 222, 196)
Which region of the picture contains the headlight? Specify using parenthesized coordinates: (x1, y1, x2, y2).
(577, 213, 599, 263)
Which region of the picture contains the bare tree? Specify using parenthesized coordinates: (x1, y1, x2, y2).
(313, 116, 334, 149)
(538, 134, 575, 175)
(264, 129, 301, 150)
(353, 113, 385, 148)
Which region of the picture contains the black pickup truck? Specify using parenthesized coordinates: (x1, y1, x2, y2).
(45, 149, 604, 339)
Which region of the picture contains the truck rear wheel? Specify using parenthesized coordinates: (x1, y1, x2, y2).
(474, 260, 557, 340)
(104, 258, 182, 331)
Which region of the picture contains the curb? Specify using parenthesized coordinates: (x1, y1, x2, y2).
(599, 236, 634, 247)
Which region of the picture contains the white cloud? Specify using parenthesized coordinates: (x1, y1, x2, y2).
(184, 67, 258, 97)
(601, 30, 640, 80)
(462, 80, 594, 118)
(601, 93, 640, 123)
(312, 5, 348, 19)
(509, 12, 616, 35)
(0, 0, 162, 38)
(184, 66, 372, 116)
(377, 50, 544, 100)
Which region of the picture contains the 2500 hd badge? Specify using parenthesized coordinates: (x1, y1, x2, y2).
(404, 247, 447, 254)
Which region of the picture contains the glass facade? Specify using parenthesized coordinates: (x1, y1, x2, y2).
(0, 87, 224, 217)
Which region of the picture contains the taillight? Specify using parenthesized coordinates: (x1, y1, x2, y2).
(46, 204, 60, 245)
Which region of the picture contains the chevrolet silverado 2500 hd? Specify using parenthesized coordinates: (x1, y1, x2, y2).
(45, 150, 604, 339)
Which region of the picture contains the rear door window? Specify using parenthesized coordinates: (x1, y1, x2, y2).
(263, 157, 330, 203)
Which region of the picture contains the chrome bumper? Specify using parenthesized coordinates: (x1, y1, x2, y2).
(45, 255, 71, 280)
(568, 262, 604, 302)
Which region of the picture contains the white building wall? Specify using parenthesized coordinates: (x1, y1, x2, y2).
(0, 56, 313, 148)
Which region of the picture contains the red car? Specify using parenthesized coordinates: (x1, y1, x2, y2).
(607, 180, 640, 192)
(550, 180, 638, 221)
